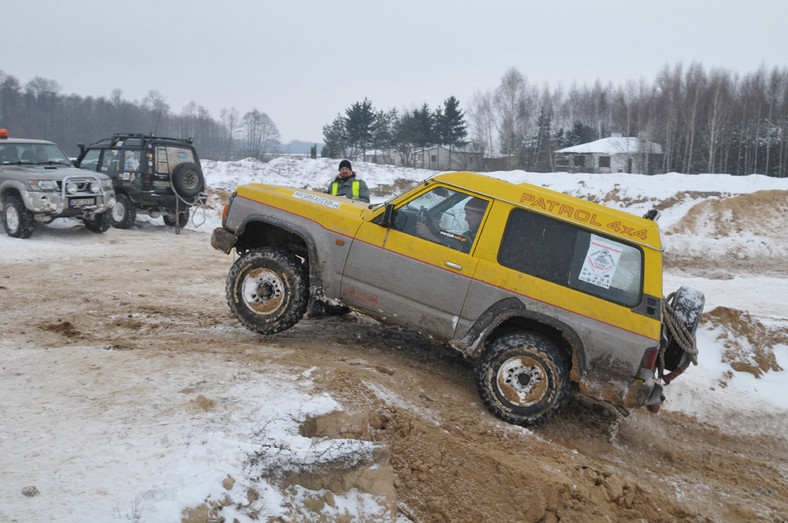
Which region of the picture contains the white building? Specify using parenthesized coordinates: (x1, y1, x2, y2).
(555, 135, 664, 175)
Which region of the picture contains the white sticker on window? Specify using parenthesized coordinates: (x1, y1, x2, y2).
(293, 191, 342, 208)
(579, 235, 623, 289)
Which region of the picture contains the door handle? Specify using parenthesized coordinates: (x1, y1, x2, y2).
(445, 261, 463, 270)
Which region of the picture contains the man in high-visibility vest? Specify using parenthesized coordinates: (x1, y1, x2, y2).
(327, 159, 370, 203)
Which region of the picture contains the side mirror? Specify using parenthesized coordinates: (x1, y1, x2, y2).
(381, 203, 395, 227)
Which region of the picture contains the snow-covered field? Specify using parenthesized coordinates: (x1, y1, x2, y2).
(1, 157, 786, 521)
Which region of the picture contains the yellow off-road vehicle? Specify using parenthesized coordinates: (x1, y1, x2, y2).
(211, 171, 704, 427)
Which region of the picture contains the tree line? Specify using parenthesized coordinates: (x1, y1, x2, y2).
(0, 71, 280, 160)
(3, 63, 788, 177)
(323, 63, 788, 177)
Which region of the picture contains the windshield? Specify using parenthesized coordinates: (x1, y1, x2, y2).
(0, 143, 72, 166)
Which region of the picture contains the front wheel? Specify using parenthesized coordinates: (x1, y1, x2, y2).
(83, 211, 112, 233)
(476, 332, 571, 427)
(226, 248, 308, 335)
(111, 194, 136, 229)
(3, 195, 35, 238)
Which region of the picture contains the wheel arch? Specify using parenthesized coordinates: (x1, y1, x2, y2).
(234, 215, 324, 295)
(1, 184, 24, 205)
(462, 297, 588, 381)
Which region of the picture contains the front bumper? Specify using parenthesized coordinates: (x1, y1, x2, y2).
(211, 227, 238, 254)
(24, 190, 115, 215)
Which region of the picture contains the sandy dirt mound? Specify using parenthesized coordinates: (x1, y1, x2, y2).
(669, 189, 788, 238)
(664, 189, 788, 277)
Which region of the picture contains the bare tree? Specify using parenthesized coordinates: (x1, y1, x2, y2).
(493, 68, 534, 166)
(241, 109, 280, 159)
(220, 107, 241, 160)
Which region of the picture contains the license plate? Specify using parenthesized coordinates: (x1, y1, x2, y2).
(153, 181, 171, 189)
(70, 198, 95, 208)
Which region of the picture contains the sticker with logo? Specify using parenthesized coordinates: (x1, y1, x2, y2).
(293, 191, 342, 208)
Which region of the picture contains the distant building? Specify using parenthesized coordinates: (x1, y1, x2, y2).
(362, 146, 482, 171)
(555, 135, 664, 175)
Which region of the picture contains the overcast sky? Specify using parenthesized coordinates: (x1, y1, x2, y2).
(4, 0, 786, 143)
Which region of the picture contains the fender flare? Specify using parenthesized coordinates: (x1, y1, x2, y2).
(234, 213, 326, 294)
(459, 297, 588, 377)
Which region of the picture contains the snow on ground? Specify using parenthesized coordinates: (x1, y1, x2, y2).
(1, 157, 786, 521)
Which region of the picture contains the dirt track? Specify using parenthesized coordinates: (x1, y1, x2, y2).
(1, 222, 786, 522)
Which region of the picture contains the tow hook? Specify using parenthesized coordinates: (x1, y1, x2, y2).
(647, 393, 666, 413)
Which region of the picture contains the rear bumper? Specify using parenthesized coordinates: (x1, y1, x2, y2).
(211, 227, 237, 254)
(624, 378, 664, 410)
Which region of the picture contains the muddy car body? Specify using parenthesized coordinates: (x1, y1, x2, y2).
(75, 133, 205, 230)
(211, 171, 704, 426)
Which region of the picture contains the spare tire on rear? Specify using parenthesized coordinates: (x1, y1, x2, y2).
(171, 162, 205, 198)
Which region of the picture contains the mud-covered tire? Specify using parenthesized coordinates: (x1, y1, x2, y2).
(83, 211, 112, 233)
(163, 207, 190, 227)
(3, 195, 35, 238)
(476, 332, 571, 427)
(171, 162, 204, 199)
(226, 248, 308, 335)
(111, 194, 136, 229)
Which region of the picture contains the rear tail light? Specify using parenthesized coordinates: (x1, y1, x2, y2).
(222, 203, 229, 220)
(641, 348, 659, 370)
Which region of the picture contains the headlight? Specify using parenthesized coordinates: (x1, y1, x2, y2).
(29, 180, 58, 191)
(90, 181, 101, 193)
(101, 179, 113, 189)
(66, 182, 78, 194)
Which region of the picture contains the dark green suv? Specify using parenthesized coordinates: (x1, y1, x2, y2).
(75, 133, 205, 229)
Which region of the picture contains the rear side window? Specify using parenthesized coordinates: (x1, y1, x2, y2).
(498, 208, 643, 306)
(156, 146, 195, 174)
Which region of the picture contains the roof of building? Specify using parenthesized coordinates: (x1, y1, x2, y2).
(556, 136, 664, 155)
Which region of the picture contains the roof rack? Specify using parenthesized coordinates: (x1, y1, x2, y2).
(106, 133, 194, 146)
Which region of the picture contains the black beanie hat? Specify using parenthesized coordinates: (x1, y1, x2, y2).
(339, 160, 352, 171)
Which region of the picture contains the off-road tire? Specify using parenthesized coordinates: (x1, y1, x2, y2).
(171, 162, 204, 199)
(226, 248, 308, 335)
(3, 195, 35, 238)
(163, 207, 190, 227)
(83, 211, 112, 233)
(111, 194, 136, 229)
(476, 332, 571, 427)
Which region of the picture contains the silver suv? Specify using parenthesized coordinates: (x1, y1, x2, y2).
(0, 131, 116, 238)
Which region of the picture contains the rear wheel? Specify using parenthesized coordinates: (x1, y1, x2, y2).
(163, 207, 190, 227)
(226, 248, 308, 335)
(476, 332, 571, 427)
(111, 194, 136, 229)
(3, 195, 35, 238)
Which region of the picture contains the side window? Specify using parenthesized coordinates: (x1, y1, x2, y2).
(78, 149, 101, 171)
(390, 187, 488, 253)
(122, 150, 141, 172)
(498, 208, 642, 306)
(99, 149, 122, 173)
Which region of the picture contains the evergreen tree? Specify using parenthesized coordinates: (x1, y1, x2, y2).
(412, 104, 436, 148)
(563, 121, 597, 147)
(321, 114, 348, 159)
(437, 96, 468, 148)
(345, 98, 376, 158)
